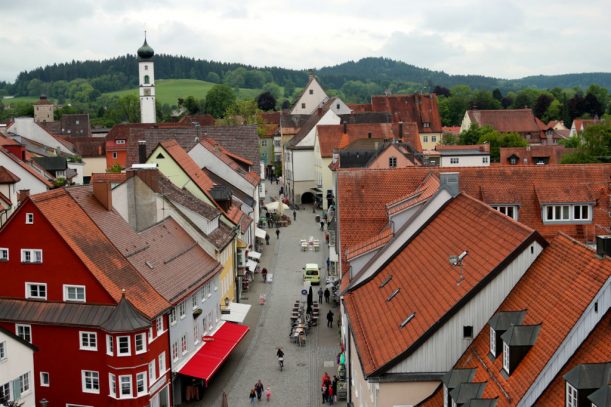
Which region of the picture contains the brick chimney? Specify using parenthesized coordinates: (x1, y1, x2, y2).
(138, 140, 147, 164)
(93, 181, 112, 211)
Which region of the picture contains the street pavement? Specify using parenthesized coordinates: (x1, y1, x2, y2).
(191, 180, 345, 407)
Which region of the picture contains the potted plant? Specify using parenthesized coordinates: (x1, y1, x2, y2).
(193, 307, 202, 319)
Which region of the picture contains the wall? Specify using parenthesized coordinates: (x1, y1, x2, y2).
(139, 61, 156, 124)
(68, 161, 84, 185)
(34, 103, 54, 124)
(0, 151, 49, 196)
(0, 331, 35, 407)
(460, 112, 473, 133)
(440, 155, 490, 167)
(369, 146, 415, 169)
(8, 118, 73, 155)
(420, 133, 443, 151)
(82, 156, 107, 178)
(290, 78, 328, 115)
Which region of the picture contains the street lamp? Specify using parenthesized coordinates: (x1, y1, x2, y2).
(449, 250, 468, 286)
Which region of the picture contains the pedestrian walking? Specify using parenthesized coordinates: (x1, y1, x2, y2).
(318, 287, 323, 303)
(265, 233, 270, 245)
(327, 310, 334, 328)
(322, 382, 328, 404)
(328, 382, 334, 405)
(255, 380, 264, 400)
(279, 186, 284, 195)
(249, 388, 256, 404)
(275, 228, 280, 239)
(326, 257, 330, 271)
(293, 210, 297, 221)
(332, 376, 338, 404)
(261, 268, 268, 282)
(265, 386, 271, 402)
(324, 288, 330, 303)
(320, 220, 325, 230)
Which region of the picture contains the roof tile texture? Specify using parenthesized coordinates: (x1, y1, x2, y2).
(370, 94, 443, 133)
(449, 234, 610, 406)
(344, 193, 536, 376)
(467, 109, 543, 133)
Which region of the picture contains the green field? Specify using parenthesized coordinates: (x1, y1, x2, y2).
(1, 96, 40, 105)
(104, 79, 261, 105)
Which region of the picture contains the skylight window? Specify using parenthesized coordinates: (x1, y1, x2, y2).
(400, 312, 416, 328)
(379, 275, 392, 288)
(386, 288, 400, 302)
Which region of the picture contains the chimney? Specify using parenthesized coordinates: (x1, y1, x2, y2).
(343, 122, 347, 134)
(440, 172, 460, 197)
(17, 189, 30, 203)
(398, 121, 404, 140)
(93, 181, 112, 211)
(138, 140, 147, 164)
(596, 235, 611, 258)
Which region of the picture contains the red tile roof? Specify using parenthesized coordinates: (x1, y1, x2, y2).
(348, 103, 373, 112)
(370, 94, 443, 133)
(386, 173, 440, 215)
(436, 144, 490, 153)
(29, 189, 169, 318)
(0, 134, 20, 146)
(346, 225, 393, 260)
(442, 126, 461, 135)
(178, 114, 216, 126)
(68, 185, 222, 304)
(0, 166, 20, 184)
(343, 193, 539, 376)
(467, 109, 543, 134)
(91, 172, 128, 184)
(572, 119, 603, 133)
(536, 312, 610, 406)
(337, 165, 610, 272)
(500, 145, 576, 165)
(535, 184, 594, 204)
(446, 234, 610, 406)
(318, 122, 421, 157)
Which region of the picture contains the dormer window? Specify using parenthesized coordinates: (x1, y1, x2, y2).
(492, 205, 519, 221)
(489, 327, 496, 357)
(543, 204, 591, 224)
(566, 382, 578, 407)
(423, 122, 430, 128)
(502, 342, 510, 373)
(116, 139, 126, 145)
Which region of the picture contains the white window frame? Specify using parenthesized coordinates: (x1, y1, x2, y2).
(40, 371, 49, 387)
(489, 327, 496, 357)
(483, 156, 489, 163)
(192, 294, 198, 309)
(543, 204, 592, 223)
(0, 341, 5, 360)
(81, 370, 100, 394)
(148, 360, 156, 383)
(169, 308, 176, 326)
(193, 323, 200, 345)
(16, 324, 32, 343)
(112, 152, 118, 159)
(63, 285, 86, 302)
(158, 351, 166, 375)
(79, 331, 98, 351)
(181, 335, 187, 355)
(25, 282, 47, 300)
(106, 335, 113, 356)
(156, 316, 163, 335)
(503, 342, 510, 374)
(566, 382, 578, 407)
(109, 373, 116, 397)
(136, 372, 147, 396)
(492, 205, 519, 221)
(135, 333, 146, 354)
(388, 156, 397, 168)
(179, 302, 186, 319)
(0, 248, 8, 261)
(450, 157, 459, 164)
(18, 372, 29, 394)
(21, 249, 43, 264)
(26, 213, 34, 224)
(172, 342, 179, 361)
(117, 336, 131, 356)
(119, 374, 132, 398)
(0, 382, 9, 403)
(423, 135, 428, 143)
(432, 135, 437, 142)
(116, 139, 126, 145)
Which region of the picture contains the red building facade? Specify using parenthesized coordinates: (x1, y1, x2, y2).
(0, 192, 172, 406)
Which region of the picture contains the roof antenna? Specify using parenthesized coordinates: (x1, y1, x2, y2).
(449, 250, 468, 286)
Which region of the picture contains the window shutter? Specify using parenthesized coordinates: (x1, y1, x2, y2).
(12, 378, 21, 402)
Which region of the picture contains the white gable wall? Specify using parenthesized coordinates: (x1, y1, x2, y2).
(290, 77, 328, 115)
(8, 117, 73, 155)
(0, 152, 49, 196)
(298, 110, 341, 147)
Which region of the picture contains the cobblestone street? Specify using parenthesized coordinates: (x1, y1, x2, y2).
(191, 180, 346, 407)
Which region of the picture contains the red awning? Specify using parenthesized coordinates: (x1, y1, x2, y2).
(179, 322, 249, 384)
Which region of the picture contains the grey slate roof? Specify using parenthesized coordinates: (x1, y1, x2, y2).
(442, 368, 476, 389)
(463, 399, 498, 407)
(588, 384, 610, 407)
(488, 310, 526, 331)
(202, 125, 260, 166)
(100, 295, 151, 333)
(0, 298, 115, 328)
(501, 324, 541, 346)
(564, 363, 610, 390)
(450, 382, 487, 404)
(286, 98, 337, 149)
(33, 156, 68, 172)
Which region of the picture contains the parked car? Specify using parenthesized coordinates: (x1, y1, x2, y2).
(303, 263, 321, 285)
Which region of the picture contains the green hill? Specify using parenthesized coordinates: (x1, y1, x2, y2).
(104, 79, 261, 105)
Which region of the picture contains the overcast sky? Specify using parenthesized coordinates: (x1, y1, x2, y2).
(1, 0, 609, 82)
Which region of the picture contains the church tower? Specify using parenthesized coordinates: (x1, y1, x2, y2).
(137, 34, 156, 123)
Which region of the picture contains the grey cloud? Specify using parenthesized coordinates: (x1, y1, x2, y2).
(378, 31, 464, 66)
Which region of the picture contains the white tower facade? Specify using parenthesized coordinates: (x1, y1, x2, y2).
(137, 36, 156, 123)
